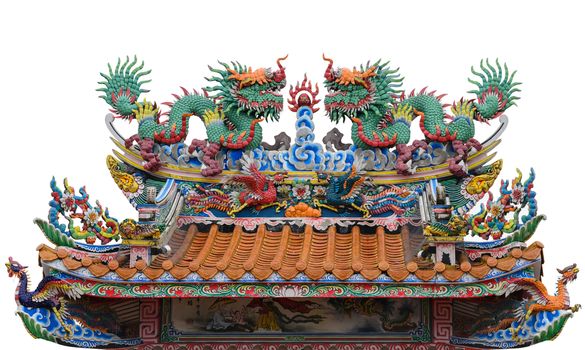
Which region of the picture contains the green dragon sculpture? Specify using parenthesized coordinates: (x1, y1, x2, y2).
(97, 56, 287, 175)
(322, 56, 520, 176)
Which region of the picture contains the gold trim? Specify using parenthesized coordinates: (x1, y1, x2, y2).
(121, 239, 158, 246)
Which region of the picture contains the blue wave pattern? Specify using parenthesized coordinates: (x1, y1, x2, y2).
(18, 305, 141, 348)
(72, 242, 121, 253)
(158, 106, 451, 172)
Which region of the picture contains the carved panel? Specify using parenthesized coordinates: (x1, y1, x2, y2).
(433, 299, 453, 343)
(140, 299, 161, 343)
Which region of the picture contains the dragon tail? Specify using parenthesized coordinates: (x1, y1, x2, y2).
(186, 185, 231, 213)
(467, 59, 521, 121)
(365, 186, 419, 215)
(96, 56, 151, 119)
(350, 110, 411, 148)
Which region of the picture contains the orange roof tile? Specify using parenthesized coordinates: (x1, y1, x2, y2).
(38, 224, 544, 283)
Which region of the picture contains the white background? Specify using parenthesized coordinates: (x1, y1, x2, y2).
(0, 0, 584, 348)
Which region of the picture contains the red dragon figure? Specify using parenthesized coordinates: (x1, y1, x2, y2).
(227, 158, 288, 216)
(185, 157, 288, 217)
(504, 264, 581, 338)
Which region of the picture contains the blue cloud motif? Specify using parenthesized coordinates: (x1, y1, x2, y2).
(18, 305, 141, 347)
(295, 108, 316, 142)
(288, 107, 330, 171)
(323, 149, 354, 171)
(290, 142, 325, 171)
(160, 143, 203, 168)
(354, 146, 398, 171)
(150, 105, 455, 172)
(225, 149, 244, 169)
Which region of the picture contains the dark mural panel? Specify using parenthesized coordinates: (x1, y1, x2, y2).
(165, 298, 430, 340)
(452, 296, 523, 338)
(68, 297, 140, 338)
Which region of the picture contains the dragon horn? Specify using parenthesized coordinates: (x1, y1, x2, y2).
(323, 54, 334, 81)
(276, 55, 288, 69)
(274, 55, 288, 82)
(558, 264, 576, 273)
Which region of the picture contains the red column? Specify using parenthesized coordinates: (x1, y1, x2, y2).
(432, 299, 453, 343)
(139, 299, 161, 344)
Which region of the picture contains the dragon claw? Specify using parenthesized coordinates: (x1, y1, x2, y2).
(274, 200, 288, 213)
(314, 199, 338, 213)
(228, 203, 247, 217)
(63, 325, 74, 339)
(351, 203, 371, 218)
(52, 306, 74, 339)
(511, 328, 520, 342)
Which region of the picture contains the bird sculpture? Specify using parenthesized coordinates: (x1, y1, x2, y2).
(504, 263, 581, 340)
(6, 257, 82, 338)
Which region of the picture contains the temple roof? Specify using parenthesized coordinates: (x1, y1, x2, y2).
(38, 223, 543, 283)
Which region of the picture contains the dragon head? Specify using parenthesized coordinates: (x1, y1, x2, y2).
(558, 264, 579, 283)
(447, 215, 470, 236)
(322, 55, 403, 122)
(5, 257, 27, 278)
(205, 56, 288, 122)
(316, 171, 331, 182)
(466, 160, 504, 195)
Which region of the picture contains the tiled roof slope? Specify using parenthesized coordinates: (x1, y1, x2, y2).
(38, 224, 543, 282)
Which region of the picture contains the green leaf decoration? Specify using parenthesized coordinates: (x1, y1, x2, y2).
(533, 313, 572, 344)
(503, 214, 546, 245)
(34, 218, 75, 248)
(17, 311, 56, 342)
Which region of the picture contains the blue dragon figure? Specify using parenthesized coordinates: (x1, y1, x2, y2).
(313, 165, 420, 218)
